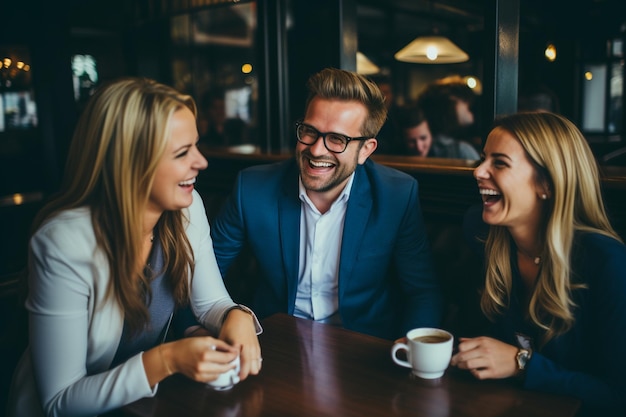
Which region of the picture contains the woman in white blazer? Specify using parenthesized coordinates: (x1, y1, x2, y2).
(7, 78, 262, 417)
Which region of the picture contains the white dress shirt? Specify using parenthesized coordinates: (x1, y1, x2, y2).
(294, 174, 354, 325)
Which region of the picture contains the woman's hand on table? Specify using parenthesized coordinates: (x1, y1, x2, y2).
(450, 336, 519, 379)
(151, 337, 239, 385)
(219, 309, 262, 380)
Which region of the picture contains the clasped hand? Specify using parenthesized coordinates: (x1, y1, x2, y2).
(169, 337, 241, 383)
(450, 336, 519, 379)
(166, 309, 261, 384)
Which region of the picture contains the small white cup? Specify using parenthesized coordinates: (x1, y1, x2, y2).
(207, 355, 241, 391)
(391, 328, 453, 379)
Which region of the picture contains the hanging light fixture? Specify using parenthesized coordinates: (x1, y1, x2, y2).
(394, 36, 469, 63)
(356, 51, 380, 75)
(394, 0, 469, 64)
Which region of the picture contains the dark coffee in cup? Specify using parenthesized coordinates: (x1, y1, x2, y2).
(412, 334, 450, 344)
(392, 327, 454, 379)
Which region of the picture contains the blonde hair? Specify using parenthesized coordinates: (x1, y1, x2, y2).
(305, 68, 387, 139)
(481, 112, 621, 343)
(33, 77, 197, 333)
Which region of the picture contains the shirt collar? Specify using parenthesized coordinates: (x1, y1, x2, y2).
(298, 172, 355, 208)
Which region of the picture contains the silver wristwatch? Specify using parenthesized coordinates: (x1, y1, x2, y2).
(516, 348, 532, 371)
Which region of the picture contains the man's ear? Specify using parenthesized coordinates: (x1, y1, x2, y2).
(358, 138, 378, 164)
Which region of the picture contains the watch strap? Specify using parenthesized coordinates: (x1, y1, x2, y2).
(223, 304, 254, 323)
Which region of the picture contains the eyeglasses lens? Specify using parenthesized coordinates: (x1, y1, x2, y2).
(296, 124, 347, 153)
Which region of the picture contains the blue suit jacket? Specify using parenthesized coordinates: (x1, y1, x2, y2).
(211, 158, 443, 339)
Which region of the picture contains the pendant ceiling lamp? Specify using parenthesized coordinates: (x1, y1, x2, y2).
(356, 51, 380, 75)
(394, 0, 469, 64)
(394, 35, 469, 64)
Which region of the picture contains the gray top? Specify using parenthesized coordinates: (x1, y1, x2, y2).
(431, 134, 480, 160)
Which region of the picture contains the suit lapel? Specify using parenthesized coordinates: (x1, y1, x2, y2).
(278, 165, 301, 314)
(338, 164, 372, 299)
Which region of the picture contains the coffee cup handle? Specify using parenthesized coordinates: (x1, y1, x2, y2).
(391, 342, 412, 368)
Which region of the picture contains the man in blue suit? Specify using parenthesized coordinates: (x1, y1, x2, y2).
(211, 68, 442, 340)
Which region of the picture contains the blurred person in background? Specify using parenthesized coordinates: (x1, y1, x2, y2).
(397, 103, 478, 159)
(417, 76, 480, 160)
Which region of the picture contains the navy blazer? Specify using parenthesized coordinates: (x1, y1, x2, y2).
(211, 158, 443, 339)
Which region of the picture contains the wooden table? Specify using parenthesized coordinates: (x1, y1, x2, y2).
(114, 313, 580, 417)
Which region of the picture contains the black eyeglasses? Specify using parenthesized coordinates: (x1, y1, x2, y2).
(295, 122, 369, 154)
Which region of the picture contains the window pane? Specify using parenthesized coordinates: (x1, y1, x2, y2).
(612, 37, 623, 58)
(200, 2, 256, 147)
(608, 61, 623, 133)
(171, 14, 192, 95)
(170, 2, 258, 151)
(71, 54, 98, 103)
(582, 64, 606, 132)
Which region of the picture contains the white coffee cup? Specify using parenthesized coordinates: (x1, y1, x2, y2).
(391, 327, 453, 379)
(207, 355, 241, 391)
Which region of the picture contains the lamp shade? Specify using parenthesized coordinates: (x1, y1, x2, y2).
(394, 36, 469, 64)
(356, 51, 380, 74)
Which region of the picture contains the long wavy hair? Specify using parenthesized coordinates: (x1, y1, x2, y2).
(480, 112, 621, 344)
(304, 68, 388, 139)
(32, 77, 197, 334)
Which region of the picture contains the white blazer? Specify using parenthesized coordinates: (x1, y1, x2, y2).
(7, 190, 257, 417)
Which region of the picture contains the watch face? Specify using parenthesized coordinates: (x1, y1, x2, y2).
(517, 349, 531, 370)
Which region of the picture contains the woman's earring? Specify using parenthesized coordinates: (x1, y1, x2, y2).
(541, 194, 548, 200)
